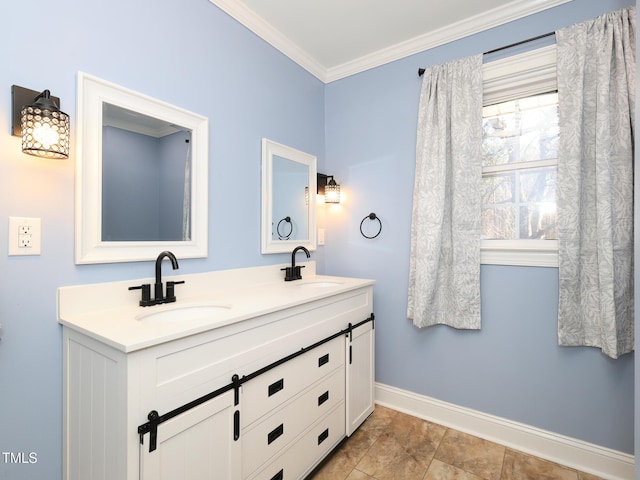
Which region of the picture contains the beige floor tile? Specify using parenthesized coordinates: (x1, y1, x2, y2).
(310, 427, 379, 480)
(356, 412, 447, 480)
(359, 405, 399, 438)
(309, 407, 388, 480)
(433, 429, 505, 480)
(500, 449, 578, 480)
(577, 472, 606, 480)
(310, 448, 359, 480)
(307, 407, 610, 480)
(346, 469, 377, 479)
(425, 459, 487, 480)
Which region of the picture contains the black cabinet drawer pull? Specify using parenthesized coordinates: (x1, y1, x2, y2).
(318, 353, 329, 367)
(270, 469, 284, 480)
(233, 410, 240, 441)
(268, 378, 284, 397)
(318, 428, 329, 445)
(268, 424, 284, 445)
(318, 391, 329, 406)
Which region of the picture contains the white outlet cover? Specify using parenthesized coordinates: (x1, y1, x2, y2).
(8, 217, 41, 256)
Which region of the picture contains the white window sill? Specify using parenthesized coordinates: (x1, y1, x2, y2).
(481, 240, 558, 267)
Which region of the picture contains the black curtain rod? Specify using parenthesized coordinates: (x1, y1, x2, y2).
(418, 32, 555, 76)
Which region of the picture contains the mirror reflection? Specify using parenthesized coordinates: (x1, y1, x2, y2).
(271, 154, 309, 241)
(101, 104, 192, 242)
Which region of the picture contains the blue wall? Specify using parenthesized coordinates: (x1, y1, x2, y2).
(323, 0, 635, 456)
(0, 0, 635, 479)
(0, 1, 324, 478)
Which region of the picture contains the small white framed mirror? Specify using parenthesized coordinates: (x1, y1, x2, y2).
(75, 72, 209, 264)
(261, 139, 317, 254)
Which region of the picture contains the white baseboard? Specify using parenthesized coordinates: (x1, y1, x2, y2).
(374, 383, 634, 480)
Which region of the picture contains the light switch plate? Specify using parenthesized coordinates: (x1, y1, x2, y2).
(8, 217, 41, 256)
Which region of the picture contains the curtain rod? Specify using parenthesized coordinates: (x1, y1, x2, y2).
(417, 32, 555, 76)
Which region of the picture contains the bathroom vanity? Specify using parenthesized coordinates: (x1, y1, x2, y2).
(58, 263, 374, 480)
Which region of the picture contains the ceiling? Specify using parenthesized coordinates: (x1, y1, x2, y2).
(209, 0, 571, 83)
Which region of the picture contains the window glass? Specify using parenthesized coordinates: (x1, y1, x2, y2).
(481, 92, 558, 241)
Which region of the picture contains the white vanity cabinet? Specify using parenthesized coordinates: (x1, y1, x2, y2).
(139, 390, 240, 480)
(241, 336, 346, 479)
(59, 267, 374, 480)
(346, 319, 375, 436)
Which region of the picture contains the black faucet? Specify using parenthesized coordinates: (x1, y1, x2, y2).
(129, 251, 185, 306)
(281, 245, 310, 281)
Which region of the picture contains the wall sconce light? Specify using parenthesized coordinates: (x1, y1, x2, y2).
(317, 173, 341, 204)
(11, 85, 70, 159)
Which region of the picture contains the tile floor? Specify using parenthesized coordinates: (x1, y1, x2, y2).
(308, 406, 605, 480)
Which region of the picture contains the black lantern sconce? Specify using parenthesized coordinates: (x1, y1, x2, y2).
(317, 173, 341, 204)
(11, 85, 70, 159)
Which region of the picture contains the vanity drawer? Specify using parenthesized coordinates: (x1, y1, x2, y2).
(248, 403, 346, 480)
(242, 367, 345, 478)
(242, 336, 344, 427)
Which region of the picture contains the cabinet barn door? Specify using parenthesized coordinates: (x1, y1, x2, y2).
(345, 321, 375, 436)
(140, 391, 240, 480)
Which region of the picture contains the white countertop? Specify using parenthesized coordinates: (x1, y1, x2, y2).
(57, 262, 374, 353)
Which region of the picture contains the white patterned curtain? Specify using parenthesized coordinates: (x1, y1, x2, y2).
(407, 55, 483, 329)
(556, 7, 635, 358)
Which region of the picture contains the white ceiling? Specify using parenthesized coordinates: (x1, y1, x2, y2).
(209, 0, 571, 83)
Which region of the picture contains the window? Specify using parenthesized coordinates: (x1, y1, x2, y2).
(481, 45, 558, 267)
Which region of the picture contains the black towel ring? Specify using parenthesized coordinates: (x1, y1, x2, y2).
(360, 213, 382, 239)
(277, 216, 293, 240)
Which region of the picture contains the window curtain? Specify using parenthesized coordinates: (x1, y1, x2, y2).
(407, 55, 483, 329)
(556, 7, 635, 359)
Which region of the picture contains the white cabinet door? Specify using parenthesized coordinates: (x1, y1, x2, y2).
(140, 390, 240, 480)
(345, 321, 375, 436)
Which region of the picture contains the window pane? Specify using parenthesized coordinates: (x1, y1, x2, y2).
(483, 172, 514, 205)
(519, 205, 557, 239)
(482, 92, 558, 241)
(519, 167, 557, 239)
(482, 167, 557, 240)
(519, 167, 556, 203)
(482, 92, 559, 167)
(482, 205, 516, 240)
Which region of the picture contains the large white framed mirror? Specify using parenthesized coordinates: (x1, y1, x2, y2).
(75, 72, 209, 264)
(261, 139, 316, 254)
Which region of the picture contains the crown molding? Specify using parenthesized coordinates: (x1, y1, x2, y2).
(209, 0, 328, 82)
(326, 0, 572, 82)
(210, 0, 572, 84)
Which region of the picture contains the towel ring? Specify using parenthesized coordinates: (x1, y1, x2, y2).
(277, 216, 293, 240)
(360, 213, 382, 239)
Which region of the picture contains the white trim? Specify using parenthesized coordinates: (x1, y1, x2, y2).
(208, 0, 572, 83)
(483, 158, 558, 175)
(208, 0, 327, 81)
(327, 0, 569, 83)
(481, 240, 558, 267)
(375, 383, 634, 480)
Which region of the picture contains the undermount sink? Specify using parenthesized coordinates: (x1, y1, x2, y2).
(296, 281, 344, 288)
(136, 303, 232, 323)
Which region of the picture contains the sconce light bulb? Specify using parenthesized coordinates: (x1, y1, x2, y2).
(32, 123, 59, 148)
(324, 178, 341, 204)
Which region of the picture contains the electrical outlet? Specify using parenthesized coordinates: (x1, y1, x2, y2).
(8, 217, 41, 256)
(19, 225, 33, 247)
